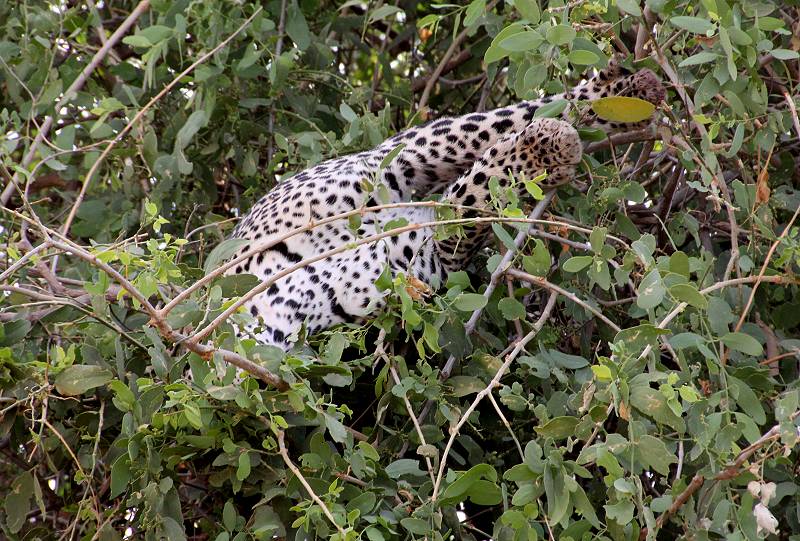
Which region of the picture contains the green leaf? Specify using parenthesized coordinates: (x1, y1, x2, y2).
(568, 49, 599, 65)
(728, 375, 766, 424)
(236, 452, 251, 481)
(592, 365, 612, 381)
(588, 259, 611, 290)
(447, 376, 486, 398)
(578, 128, 607, 141)
(463, 0, 486, 27)
(453, 293, 488, 311)
(636, 435, 676, 475)
(175, 110, 209, 150)
(669, 251, 690, 279)
(669, 283, 708, 309)
(522, 239, 550, 276)
(572, 485, 602, 527)
(516, 0, 540, 23)
(441, 464, 497, 503)
(55, 365, 113, 396)
(511, 483, 537, 505)
(544, 464, 569, 523)
(533, 99, 568, 118)
(5, 472, 33, 534)
(771, 48, 800, 60)
(109, 380, 136, 412)
(616, 0, 642, 16)
(679, 52, 719, 67)
(379, 143, 406, 169)
(721, 332, 764, 357)
(592, 96, 656, 123)
(523, 178, 544, 199)
(400, 518, 430, 535)
(139, 25, 174, 43)
(498, 297, 526, 320)
(223, 500, 236, 531)
(546, 24, 576, 46)
(466, 479, 503, 505)
(499, 30, 543, 52)
(546, 349, 589, 369)
(605, 500, 635, 524)
(562, 255, 593, 273)
(110, 456, 131, 498)
(215, 273, 260, 298)
(485, 23, 526, 63)
(637, 269, 666, 310)
(491, 223, 517, 250)
(630, 385, 685, 432)
(757, 17, 784, 31)
(670, 16, 715, 34)
(286, 1, 311, 50)
(535, 416, 580, 439)
(589, 226, 607, 253)
(369, 5, 403, 23)
(204, 238, 250, 274)
(385, 459, 425, 478)
(122, 35, 152, 48)
(615, 324, 671, 351)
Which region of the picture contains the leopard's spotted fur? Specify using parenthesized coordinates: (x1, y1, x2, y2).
(227, 61, 665, 347)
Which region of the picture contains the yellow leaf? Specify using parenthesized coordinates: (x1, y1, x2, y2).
(591, 96, 656, 123)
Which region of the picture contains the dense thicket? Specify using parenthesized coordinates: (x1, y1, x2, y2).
(1, 1, 799, 540)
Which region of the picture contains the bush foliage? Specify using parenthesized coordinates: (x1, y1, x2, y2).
(1, 1, 800, 540)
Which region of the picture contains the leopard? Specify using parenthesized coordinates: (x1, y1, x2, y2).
(225, 60, 666, 348)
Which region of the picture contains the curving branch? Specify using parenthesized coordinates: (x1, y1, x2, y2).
(0, 0, 151, 205)
(431, 290, 559, 502)
(57, 7, 263, 244)
(640, 413, 799, 539)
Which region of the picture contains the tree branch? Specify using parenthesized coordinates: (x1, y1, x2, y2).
(0, 0, 151, 205)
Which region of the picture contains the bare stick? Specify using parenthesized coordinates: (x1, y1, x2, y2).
(0, 0, 151, 205)
(277, 430, 347, 537)
(507, 268, 622, 333)
(640, 413, 798, 539)
(431, 290, 558, 502)
(58, 7, 262, 242)
(417, 0, 498, 112)
(440, 191, 556, 380)
(187, 213, 593, 343)
(731, 92, 800, 333)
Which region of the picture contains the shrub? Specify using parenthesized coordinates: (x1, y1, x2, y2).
(1, 1, 799, 540)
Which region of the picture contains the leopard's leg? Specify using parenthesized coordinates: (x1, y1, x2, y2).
(373, 62, 664, 201)
(434, 118, 582, 273)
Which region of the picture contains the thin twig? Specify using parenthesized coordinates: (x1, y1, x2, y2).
(440, 191, 556, 380)
(57, 7, 262, 243)
(188, 213, 598, 343)
(266, 0, 287, 165)
(277, 430, 347, 537)
(730, 92, 800, 335)
(640, 412, 799, 539)
(431, 291, 558, 502)
(376, 329, 436, 485)
(507, 268, 622, 333)
(417, 0, 498, 112)
(487, 392, 524, 460)
(0, 0, 151, 205)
